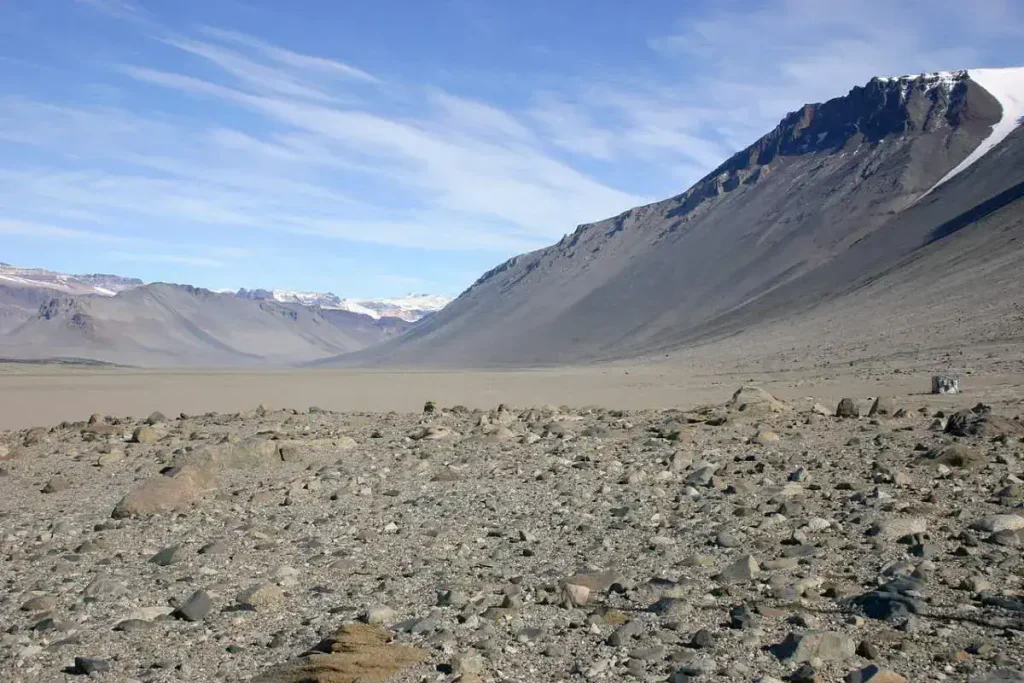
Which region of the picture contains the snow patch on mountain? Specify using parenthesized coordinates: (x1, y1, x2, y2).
(0, 264, 142, 296)
(923, 66, 1024, 196)
(337, 295, 453, 322)
(231, 287, 451, 321)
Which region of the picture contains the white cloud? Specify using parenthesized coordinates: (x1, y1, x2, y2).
(197, 26, 379, 83)
(160, 36, 339, 102)
(7, 1, 1021, 282)
(73, 0, 141, 19)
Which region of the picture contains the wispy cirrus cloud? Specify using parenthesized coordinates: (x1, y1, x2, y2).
(7, 0, 1022, 296)
(197, 26, 380, 83)
(72, 0, 150, 24)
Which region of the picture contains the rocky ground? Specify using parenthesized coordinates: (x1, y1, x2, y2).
(1, 387, 1023, 682)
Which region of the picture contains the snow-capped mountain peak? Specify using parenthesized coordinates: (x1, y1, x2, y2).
(1, 263, 452, 323)
(335, 294, 453, 322)
(237, 289, 451, 321)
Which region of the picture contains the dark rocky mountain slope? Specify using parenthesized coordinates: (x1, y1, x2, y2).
(327, 69, 1024, 367)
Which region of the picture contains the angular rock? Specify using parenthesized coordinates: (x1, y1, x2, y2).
(111, 464, 214, 518)
(846, 666, 909, 683)
(970, 515, 1024, 533)
(772, 631, 856, 663)
(868, 516, 927, 540)
(920, 443, 984, 469)
(715, 554, 761, 584)
(148, 544, 182, 566)
(21, 595, 57, 612)
(727, 386, 789, 414)
(836, 398, 860, 418)
(868, 397, 896, 417)
(41, 476, 70, 494)
(237, 584, 285, 611)
(173, 590, 212, 621)
(74, 657, 111, 675)
(131, 425, 159, 444)
(363, 605, 397, 625)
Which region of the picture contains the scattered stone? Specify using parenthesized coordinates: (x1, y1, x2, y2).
(715, 554, 761, 583)
(836, 398, 860, 418)
(21, 595, 57, 612)
(96, 450, 124, 467)
(41, 476, 71, 494)
(237, 584, 285, 611)
(73, 657, 111, 675)
(772, 631, 856, 663)
(868, 516, 927, 540)
(111, 464, 214, 517)
(846, 666, 908, 683)
(173, 590, 212, 621)
(970, 515, 1024, 533)
(868, 397, 896, 417)
(727, 385, 789, 414)
(689, 629, 715, 649)
(131, 425, 159, 444)
(148, 544, 182, 566)
(363, 605, 397, 625)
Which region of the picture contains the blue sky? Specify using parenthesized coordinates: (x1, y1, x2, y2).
(1, 0, 1021, 297)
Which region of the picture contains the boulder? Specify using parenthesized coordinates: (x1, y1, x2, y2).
(970, 515, 1024, 533)
(131, 425, 159, 444)
(715, 555, 761, 584)
(835, 398, 860, 418)
(868, 397, 896, 417)
(251, 623, 425, 683)
(846, 666, 909, 683)
(111, 464, 214, 518)
(237, 584, 285, 611)
(919, 443, 984, 469)
(726, 386, 788, 414)
(771, 631, 856, 663)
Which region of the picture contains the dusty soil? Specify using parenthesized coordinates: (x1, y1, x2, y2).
(2, 353, 1024, 432)
(1, 371, 1023, 682)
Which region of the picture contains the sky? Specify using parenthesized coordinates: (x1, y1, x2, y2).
(0, 0, 1021, 298)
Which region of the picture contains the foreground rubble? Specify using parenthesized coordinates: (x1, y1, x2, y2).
(0, 389, 1022, 682)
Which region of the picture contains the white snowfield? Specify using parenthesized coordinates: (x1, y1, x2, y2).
(923, 66, 1024, 196)
(266, 290, 451, 321)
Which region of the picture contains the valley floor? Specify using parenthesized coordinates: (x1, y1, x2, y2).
(1, 366, 1023, 682)
(1, 334, 1023, 431)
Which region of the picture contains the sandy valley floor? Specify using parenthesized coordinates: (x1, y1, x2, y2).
(2, 357, 1023, 431)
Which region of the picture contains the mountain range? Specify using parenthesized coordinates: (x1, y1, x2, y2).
(323, 67, 1024, 367)
(3, 67, 1023, 367)
(0, 264, 450, 365)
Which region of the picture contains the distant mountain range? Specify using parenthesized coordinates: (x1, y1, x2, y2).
(5, 67, 1023, 368)
(0, 263, 451, 323)
(0, 264, 143, 297)
(0, 263, 450, 365)
(232, 288, 451, 322)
